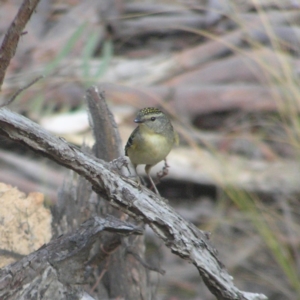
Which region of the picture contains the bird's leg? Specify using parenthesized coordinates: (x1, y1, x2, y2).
(124, 164, 147, 191)
(133, 165, 143, 190)
(156, 159, 169, 183)
(148, 175, 160, 195)
(145, 165, 160, 195)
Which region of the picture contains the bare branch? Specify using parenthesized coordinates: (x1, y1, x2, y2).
(0, 87, 267, 300)
(0, 0, 41, 91)
(126, 248, 166, 275)
(0, 75, 44, 108)
(0, 215, 142, 299)
(86, 86, 123, 160)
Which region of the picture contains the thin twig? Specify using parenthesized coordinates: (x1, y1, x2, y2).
(90, 257, 110, 293)
(0, 75, 44, 108)
(127, 248, 166, 275)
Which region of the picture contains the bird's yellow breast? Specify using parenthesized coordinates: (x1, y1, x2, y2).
(127, 130, 174, 166)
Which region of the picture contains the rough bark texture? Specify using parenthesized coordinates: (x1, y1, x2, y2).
(88, 87, 151, 299)
(51, 87, 151, 299)
(0, 87, 267, 300)
(0, 215, 143, 300)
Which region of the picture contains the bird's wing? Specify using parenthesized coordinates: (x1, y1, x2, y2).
(125, 126, 139, 156)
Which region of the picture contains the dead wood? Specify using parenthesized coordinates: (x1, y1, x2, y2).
(86, 87, 123, 161)
(117, 13, 208, 37)
(165, 148, 300, 195)
(101, 83, 281, 117)
(0, 0, 41, 91)
(85, 86, 151, 299)
(50, 87, 151, 299)
(0, 86, 267, 300)
(0, 215, 143, 300)
(165, 48, 294, 86)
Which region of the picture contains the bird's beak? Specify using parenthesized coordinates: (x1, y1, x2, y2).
(134, 117, 144, 123)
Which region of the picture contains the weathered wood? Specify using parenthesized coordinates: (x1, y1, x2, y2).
(85, 86, 151, 299)
(0, 87, 267, 300)
(0, 215, 143, 300)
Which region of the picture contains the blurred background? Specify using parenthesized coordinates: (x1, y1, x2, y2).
(1, 0, 300, 299)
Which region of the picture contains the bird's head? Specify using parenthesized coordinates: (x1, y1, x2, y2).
(134, 107, 170, 133)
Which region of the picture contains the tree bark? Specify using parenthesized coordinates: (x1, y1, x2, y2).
(0, 87, 267, 300)
(0, 215, 142, 300)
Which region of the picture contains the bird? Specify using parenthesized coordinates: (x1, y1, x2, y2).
(125, 107, 178, 195)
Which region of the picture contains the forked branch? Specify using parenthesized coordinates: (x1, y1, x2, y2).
(0, 87, 267, 300)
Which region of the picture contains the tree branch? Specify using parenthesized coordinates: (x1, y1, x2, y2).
(0, 0, 41, 91)
(0, 86, 267, 300)
(0, 215, 143, 299)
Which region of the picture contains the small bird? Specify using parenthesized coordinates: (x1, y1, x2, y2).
(125, 107, 178, 195)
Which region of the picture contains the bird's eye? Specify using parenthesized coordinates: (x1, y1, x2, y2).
(151, 117, 156, 121)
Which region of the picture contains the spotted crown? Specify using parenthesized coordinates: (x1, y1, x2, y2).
(139, 107, 163, 116)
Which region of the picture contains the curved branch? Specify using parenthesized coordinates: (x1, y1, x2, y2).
(0, 86, 267, 300)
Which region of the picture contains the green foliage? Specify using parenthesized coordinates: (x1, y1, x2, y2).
(226, 188, 300, 295)
(26, 23, 113, 117)
(81, 32, 113, 87)
(44, 23, 87, 76)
